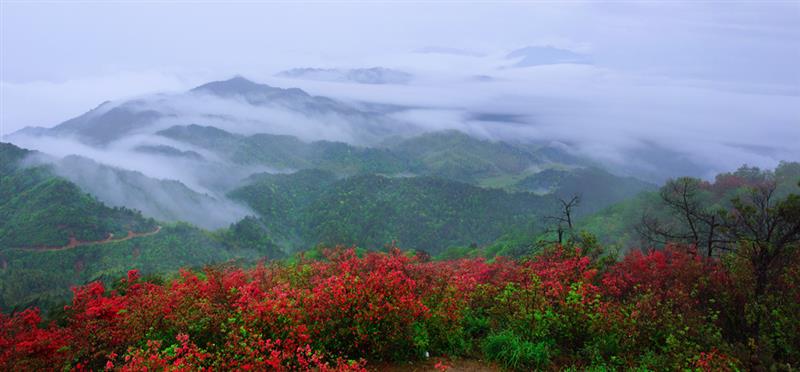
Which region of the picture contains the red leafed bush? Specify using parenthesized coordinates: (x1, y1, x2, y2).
(0, 308, 70, 370)
(3, 244, 797, 370)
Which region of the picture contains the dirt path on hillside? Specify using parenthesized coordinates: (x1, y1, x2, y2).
(19, 226, 162, 251)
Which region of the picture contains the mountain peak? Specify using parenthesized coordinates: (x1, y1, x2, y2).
(191, 76, 311, 100)
(191, 76, 261, 93)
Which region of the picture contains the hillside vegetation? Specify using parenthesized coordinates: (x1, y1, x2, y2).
(3, 244, 798, 370)
(1, 144, 156, 249)
(230, 171, 557, 253)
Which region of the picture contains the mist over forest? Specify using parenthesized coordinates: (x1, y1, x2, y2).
(1, 2, 799, 371)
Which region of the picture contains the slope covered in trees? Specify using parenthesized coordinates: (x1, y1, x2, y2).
(514, 166, 656, 211)
(0, 219, 284, 313)
(0, 143, 157, 249)
(230, 172, 558, 253)
(157, 125, 622, 190)
(0, 143, 284, 311)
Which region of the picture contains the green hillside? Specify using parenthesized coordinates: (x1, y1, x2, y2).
(0, 143, 283, 311)
(157, 125, 407, 173)
(0, 143, 157, 249)
(514, 166, 657, 211)
(157, 126, 590, 182)
(230, 171, 557, 253)
(390, 130, 541, 183)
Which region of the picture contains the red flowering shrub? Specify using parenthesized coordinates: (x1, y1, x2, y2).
(0, 308, 69, 370)
(691, 348, 739, 372)
(3, 244, 797, 370)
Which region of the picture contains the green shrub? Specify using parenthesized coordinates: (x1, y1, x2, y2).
(482, 330, 551, 370)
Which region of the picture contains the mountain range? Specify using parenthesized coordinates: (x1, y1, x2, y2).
(1, 76, 665, 311)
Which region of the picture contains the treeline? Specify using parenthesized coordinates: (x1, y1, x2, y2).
(444, 162, 800, 259)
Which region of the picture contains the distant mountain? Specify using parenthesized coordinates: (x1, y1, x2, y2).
(134, 145, 205, 161)
(514, 167, 657, 211)
(228, 163, 653, 254)
(390, 130, 543, 183)
(228, 169, 339, 249)
(277, 67, 413, 85)
(506, 46, 590, 67)
(11, 76, 403, 145)
(157, 124, 408, 174)
(157, 125, 596, 186)
(23, 100, 162, 146)
(470, 75, 496, 82)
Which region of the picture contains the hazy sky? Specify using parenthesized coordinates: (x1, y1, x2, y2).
(1, 1, 799, 177)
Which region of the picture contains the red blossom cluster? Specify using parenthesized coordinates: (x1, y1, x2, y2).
(2, 245, 795, 370)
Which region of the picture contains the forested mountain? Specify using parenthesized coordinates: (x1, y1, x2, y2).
(514, 166, 657, 210)
(390, 130, 543, 183)
(229, 171, 556, 253)
(37, 155, 252, 229)
(14, 77, 403, 145)
(157, 124, 640, 195)
(0, 143, 156, 249)
(0, 70, 673, 318)
(8, 76, 655, 233)
(157, 124, 409, 174)
(0, 142, 282, 311)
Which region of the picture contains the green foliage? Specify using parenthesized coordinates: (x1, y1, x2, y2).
(482, 330, 552, 370)
(231, 172, 557, 254)
(390, 130, 541, 183)
(0, 166, 157, 248)
(227, 169, 338, 251)
(308, 174, 549, 250)
(214, 216, 285, 259)
(515, 166, 657, 212)
(0, 142, 31, 174)
(0, 222, 274, 312)
(158, 125, 408, 175)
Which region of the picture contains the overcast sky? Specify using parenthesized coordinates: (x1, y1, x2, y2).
(1, 1, 799, 177)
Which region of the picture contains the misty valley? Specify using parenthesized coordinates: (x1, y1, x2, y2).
(2, 75, 799, 371)
(1, 77, 660, 302)
(2, 2, 800, 370)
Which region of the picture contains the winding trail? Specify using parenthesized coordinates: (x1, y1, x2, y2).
(19, 226, 162, 252)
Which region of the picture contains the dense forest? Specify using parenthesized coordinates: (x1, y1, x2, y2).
(229, 170, 559, 253)
(0, 144, 157, 249)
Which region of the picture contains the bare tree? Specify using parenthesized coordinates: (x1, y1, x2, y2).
(542, 195, 581, 245)
(642, 179, 800, 342)
(638, 177, 728, 257)
(723, 182, 800, 299)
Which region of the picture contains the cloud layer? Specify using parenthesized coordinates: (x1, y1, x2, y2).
(2, 1, 798, 184)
